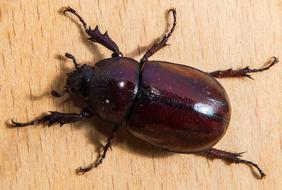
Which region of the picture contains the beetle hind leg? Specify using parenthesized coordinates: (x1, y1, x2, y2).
(201, 148, 266, 179)
(76, 125, 120, 174)
(140, 8, 177, 65)
(209, 56, 279, 79)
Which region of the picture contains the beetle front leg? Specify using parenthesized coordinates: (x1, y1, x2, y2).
(12, 108, 92, 127)
(63, 6, 123, 57)
(209, 56, 278, 79)
(76, 124, 120, 174)
(140, 9, 177, 65)
(201, 148, 266, 179)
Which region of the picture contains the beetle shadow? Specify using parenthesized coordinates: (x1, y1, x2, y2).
(70, 113, 174, 161)
(83, 117, 174, 159)
(28, 54, 95, 105)
(27, 55, 69, 101)
(126, 8, 175, 59)
(29, 8, 110, 101)
(126, 42, 153, 59)
(59, 7, 165, 61)
(29, 83, 173, 160)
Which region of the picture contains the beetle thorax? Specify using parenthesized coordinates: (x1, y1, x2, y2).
(87, 57, 140, 123)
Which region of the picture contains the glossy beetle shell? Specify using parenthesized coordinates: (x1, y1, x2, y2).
(88, 57, 139, 123)
(127, 61, 231, 153)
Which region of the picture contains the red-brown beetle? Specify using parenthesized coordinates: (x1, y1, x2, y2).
(12, 7, 278, 178)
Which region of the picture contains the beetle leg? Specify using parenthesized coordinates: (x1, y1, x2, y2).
(63, 6, 123, 58)
(201, 148, 266, 179)
(209, 56, 278, 79)
(11, 108, 92, 127)
(76, 124, 120, 174)
(140, 8, 177, 65)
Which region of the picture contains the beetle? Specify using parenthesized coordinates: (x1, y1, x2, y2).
(12, 7, 278, 179)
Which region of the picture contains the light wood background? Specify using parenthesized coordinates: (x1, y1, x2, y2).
(1, 0, 281, 190)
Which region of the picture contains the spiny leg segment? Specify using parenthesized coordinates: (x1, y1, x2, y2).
(202, 148, 266, 179)
(209, 56, 279, 79)
(63, 6, 123, 57)
(140, 8, 177, 66)
(76, 124, 120, 174)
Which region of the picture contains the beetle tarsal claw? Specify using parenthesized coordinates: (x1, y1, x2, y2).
(76, 166, 92, 175)
(235, 158, 266, 179)
(271, 56, 279, 63)
(76, 167, 86, 175)
(11, 119, 19, 127)
(63, 6, 76, 15)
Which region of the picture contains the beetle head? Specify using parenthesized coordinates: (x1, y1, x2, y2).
(66, 65, 95, 97)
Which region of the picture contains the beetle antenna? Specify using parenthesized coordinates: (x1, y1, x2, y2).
(65, 52, 80, 69)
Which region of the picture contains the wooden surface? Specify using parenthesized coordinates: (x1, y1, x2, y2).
(1, 0, 281, 189)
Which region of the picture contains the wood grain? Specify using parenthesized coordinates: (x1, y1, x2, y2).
(1, 0, 281, 189)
